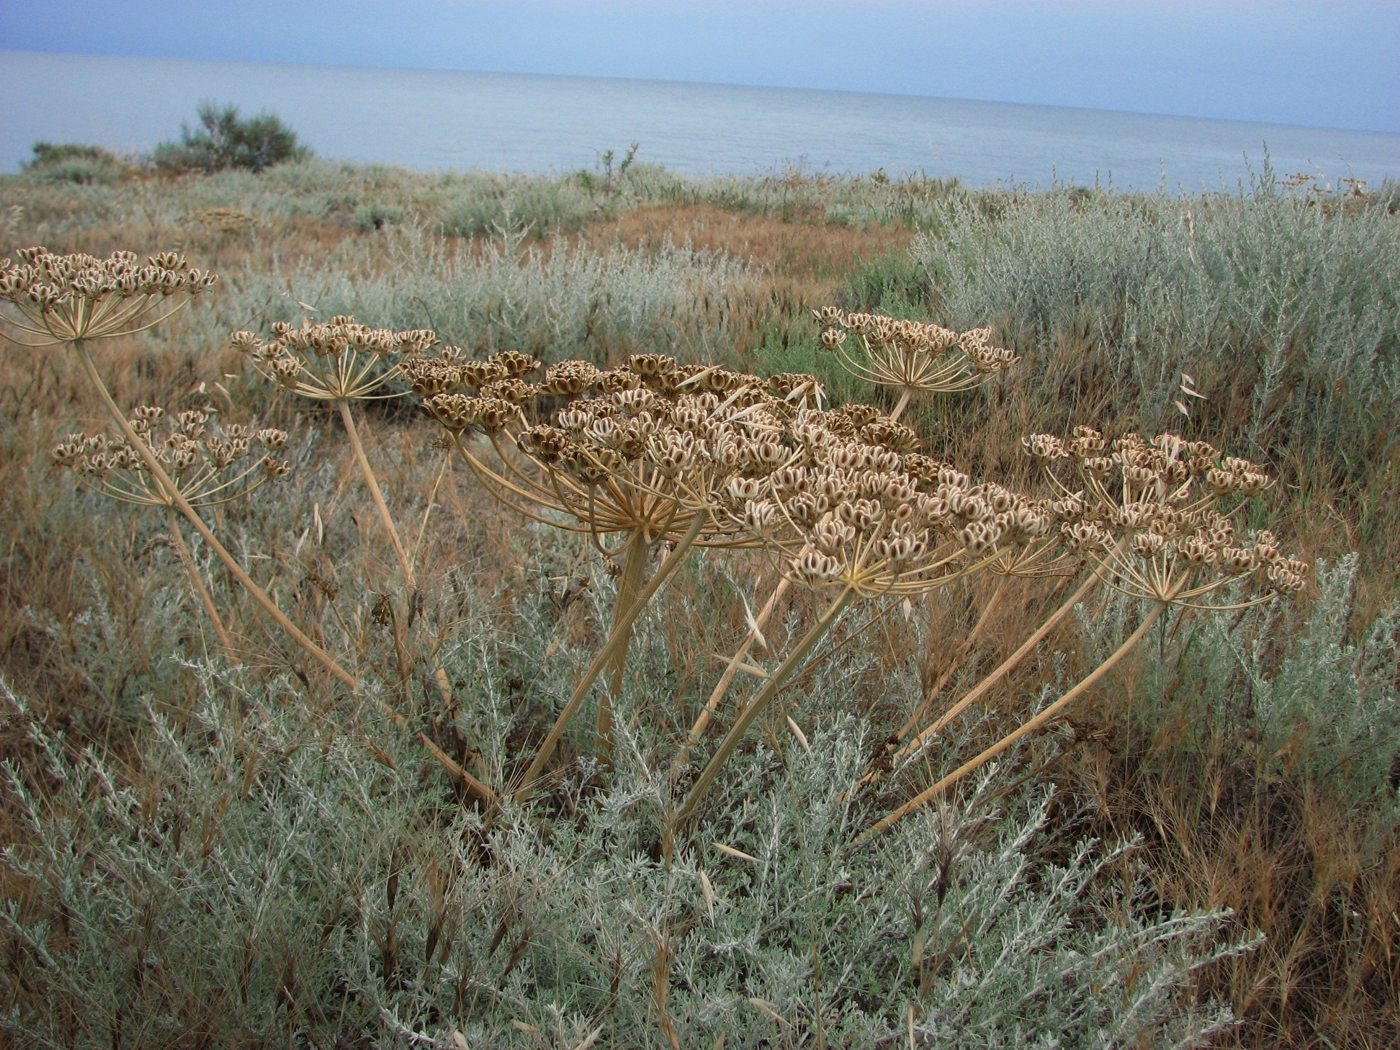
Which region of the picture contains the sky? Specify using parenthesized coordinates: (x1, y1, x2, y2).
(1, 0, 1397, 133)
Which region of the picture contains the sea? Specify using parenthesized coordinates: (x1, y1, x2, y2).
(3, 49, 1398, 194)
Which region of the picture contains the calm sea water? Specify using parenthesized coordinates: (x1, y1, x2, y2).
(3, 50, 1398, 193)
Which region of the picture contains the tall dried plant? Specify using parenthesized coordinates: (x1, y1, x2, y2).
(0, 249, 492, 803)
(858, 427, 1307, 841)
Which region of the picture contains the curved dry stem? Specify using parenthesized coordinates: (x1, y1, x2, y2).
(675, 575, 793, 770)
(164, 506, 238, 663)
(514, 512, 710, 801)
(671, 586, 857, 836)
(877, 561, 1107, 782)
(74, 342, 495, 805)
(337, 399, 416, 589)
(857, 601, 1167, 844)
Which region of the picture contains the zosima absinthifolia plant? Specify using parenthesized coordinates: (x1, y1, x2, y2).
(411, 350, 829, 787)
(52, 407, 290, 657)
(0, 248, 493, 804)
(678, 308, 1026, 766)
(0, 247, 1308, 859)
(779, 304, 1307, 843)
(230, 317, 438, 590)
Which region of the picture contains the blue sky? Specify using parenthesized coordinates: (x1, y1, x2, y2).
(2, 0, 1397, 132)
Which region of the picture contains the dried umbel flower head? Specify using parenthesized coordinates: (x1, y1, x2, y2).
(434, 375, 795, 551)
(0, 247, 216, 346)
(53, 406, 290, 508)
(1025, 427, 1307, 606)
(232, 316, 438, 401)
(423, 354, 890, 557)
(733, 439, 1052, 598)
(813, 307, 1018, 404)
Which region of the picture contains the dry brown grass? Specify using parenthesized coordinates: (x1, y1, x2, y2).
(1070, 700, 1400, 1048)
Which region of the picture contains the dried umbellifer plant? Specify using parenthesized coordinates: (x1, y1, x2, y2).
(417, 350, 836, 788)
(856, 426, 1308, 843)
(0, 250, 351, 690)
(669, 431, 1069, 840)
(232, 317, 438, 590)
(813, 306, 1018, 419)
(52, 406, 290, 658)
(0, 250, 492, 804)
(2, 247, 1312, 863)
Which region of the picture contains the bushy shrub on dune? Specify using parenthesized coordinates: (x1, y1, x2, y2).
(152, 101, 311, 174)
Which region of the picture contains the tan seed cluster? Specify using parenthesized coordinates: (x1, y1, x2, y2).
(53, 406, 290, 508)
(421, 353, 828, 550)
(733, 441, 1064, 596)
(1025, 427, 1307, 604)
(813, 307, 1017, 398)
(0, 247, 216, 345)
(232, 316, 438, 401)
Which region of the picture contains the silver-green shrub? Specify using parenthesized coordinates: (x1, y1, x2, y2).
(206, 223, 757, 365)
(2, 591, 1245, 1048)
(912, 174, 1400, 462)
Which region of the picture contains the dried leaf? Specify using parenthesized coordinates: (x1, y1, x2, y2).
(712, 841, 757, 862)
(698, 869, 716, 920)
(786, 715, 811, 755)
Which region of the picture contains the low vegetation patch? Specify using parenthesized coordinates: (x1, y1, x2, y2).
(0, 160, 1394, 1047)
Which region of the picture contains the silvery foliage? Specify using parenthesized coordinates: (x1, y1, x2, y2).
(912, 169, 1400, 458)
(3, 591, 1243, 1048)
(1077, 556, 1400, 815)
(202, 220, 754, 364)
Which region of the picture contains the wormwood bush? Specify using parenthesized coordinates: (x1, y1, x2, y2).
(913, 173, 1400, 467)
(207, 223, 757, 363)
(1071, 564, 1400, 1040)
(1, 646, 1242, 1047)
(698, 167, 963, 228)
(21, 142, 130, 186)
(436, 174, 596, 238)
(1108, 556, 1400, 810)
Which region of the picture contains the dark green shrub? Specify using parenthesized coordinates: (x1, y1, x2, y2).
(151, 102, 311, 174)
(21, 141, 128, 184)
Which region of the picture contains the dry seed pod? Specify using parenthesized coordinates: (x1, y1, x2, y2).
(815, 307, 1017, 401)
(1028, 428, 1306, 606)
(233, 316, 439, 401)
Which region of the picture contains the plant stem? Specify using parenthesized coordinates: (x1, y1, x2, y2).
(671, 586, 856, 835)
(856, 601, 1167, 844)
(75, 341, 357, 690)
(598, 535, 653, 763)
(895, 574, 1010, 742)
(675, 575, 791, 771)
(412, 453, 450, 569)
(337, 399, 416, 590)
(514, 513, 708, 801)
(890, 388, 913, 421)
(883, 564, 1105, 777)
(163, 507, 238, 662)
